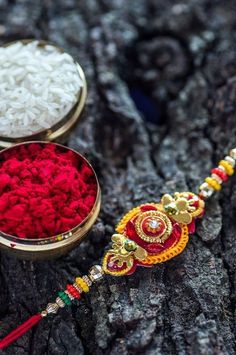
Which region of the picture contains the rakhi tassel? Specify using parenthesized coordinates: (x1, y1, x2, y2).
(0, 314, 42, 350)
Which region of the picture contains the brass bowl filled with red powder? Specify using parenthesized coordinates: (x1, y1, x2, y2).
(0, 142, 101, 260)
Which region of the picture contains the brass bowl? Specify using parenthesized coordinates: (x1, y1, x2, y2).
(0, 142, 101, 260)
(0, 39, 87, 148)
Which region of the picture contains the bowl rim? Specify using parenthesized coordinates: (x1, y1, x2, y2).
(0, 39, 87, 143)
(0, 141, 101, 246)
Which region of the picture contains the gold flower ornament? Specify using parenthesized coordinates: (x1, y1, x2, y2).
(161, 193, 198, 224)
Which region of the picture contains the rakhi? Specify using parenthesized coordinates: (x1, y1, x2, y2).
(0, 147, 236, 350)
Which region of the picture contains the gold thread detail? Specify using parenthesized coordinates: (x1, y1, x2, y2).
(176, 192, 205, 218)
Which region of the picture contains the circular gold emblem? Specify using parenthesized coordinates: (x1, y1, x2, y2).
(135, 210, 172, 243)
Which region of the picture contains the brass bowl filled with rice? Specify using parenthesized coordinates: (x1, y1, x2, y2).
(0, 39, 87, 148)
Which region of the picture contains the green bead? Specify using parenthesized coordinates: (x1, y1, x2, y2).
(124, 240, 137, 252)
(64, 298, 72, 306)
(58, 291, 72, 306)
(58, 291, 65, 299)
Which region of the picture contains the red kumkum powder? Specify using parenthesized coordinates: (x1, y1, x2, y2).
(0, 143, 97, 239)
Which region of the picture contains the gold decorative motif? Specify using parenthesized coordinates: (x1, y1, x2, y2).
(110, 234, 147, 265)
(116, 203, 162, 234)
(102, 234, 147, 276)
(161, 192, 204, 224)
(102, 253, 131, 276)
(135, 210, 172, 243)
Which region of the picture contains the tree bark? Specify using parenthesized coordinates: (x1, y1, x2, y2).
(0, 1, 236, 354)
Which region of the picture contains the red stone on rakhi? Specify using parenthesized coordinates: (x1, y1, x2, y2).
(141, 216, 166, 237)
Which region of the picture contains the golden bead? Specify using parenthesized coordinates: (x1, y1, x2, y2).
(205, 177, 221, 191)
(75, 277, 89, 293)
(219, 160, 234, 176)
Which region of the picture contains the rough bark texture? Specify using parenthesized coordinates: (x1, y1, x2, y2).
(0, 1, 236, 354)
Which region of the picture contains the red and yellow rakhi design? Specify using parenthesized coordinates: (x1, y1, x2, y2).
(103, 192, 204, 276)
(0, 149, 236, 350)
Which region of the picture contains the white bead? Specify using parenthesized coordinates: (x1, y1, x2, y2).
(230, 148, 236, 160)
(218, 165, 226, 173)
(225, 156, 235, 167)
(199, 182, 214, 198)
(211, 173, 222, 184)
(201, 189, 214, 198)
(199, 182, 210, 190)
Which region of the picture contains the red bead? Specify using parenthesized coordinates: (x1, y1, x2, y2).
(66, 284, 81, 299)
(211, 168, 228, 182)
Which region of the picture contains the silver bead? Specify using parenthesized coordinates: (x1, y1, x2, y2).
(225, 155, 235, 167)
(46, 302, 59, 314)
(83, 275, 92, 287)
(56, 297, 65, 308)
(89, 265, 104, 282)
(230, 148, 236, 160)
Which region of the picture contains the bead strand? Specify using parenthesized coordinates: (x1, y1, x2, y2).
(199, 148, 236, 199)
(40, 265, 104, 317)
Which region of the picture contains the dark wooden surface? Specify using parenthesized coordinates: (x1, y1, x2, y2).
(0, 1, 236, 354)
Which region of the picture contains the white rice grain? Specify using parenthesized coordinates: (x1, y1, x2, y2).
(0, 40, 83, 137)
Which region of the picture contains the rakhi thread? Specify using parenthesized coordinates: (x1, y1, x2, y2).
(0, 148, 236, 350)
(0, 314, 42, 350)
